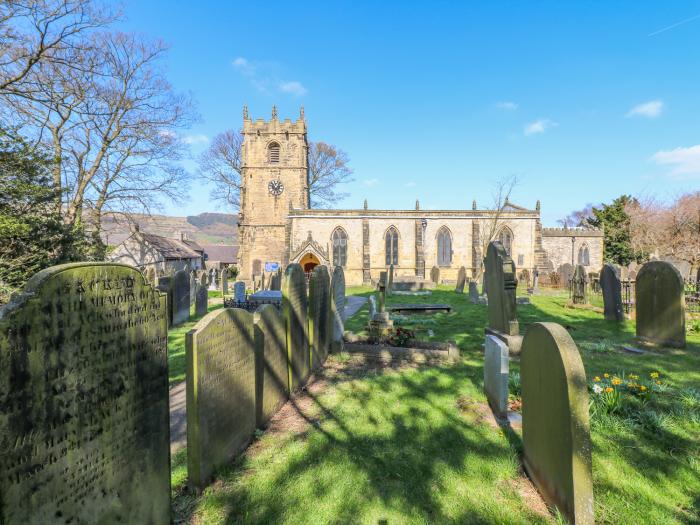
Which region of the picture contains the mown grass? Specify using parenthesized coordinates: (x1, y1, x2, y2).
(170, 285, 699, 523)
(168, 291, 223, 385)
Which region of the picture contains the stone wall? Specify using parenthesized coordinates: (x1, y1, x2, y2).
(541, 228, 604, 273)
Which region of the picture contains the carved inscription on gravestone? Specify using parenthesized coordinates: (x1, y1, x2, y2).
(186, 308, 256, 490)
(0, 263, 170, 525)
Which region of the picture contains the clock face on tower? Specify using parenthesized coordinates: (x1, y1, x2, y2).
(268, 179, 284, 196)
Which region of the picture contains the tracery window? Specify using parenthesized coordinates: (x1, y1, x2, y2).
(385, 227, 399, 266)
(332, 228, 348, 267)
(437, 226, 452, 266)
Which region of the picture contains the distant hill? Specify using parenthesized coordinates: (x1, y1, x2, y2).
(102, 212, 238, 246)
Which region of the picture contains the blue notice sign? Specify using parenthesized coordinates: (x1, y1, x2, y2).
(265, 262, 280, 272)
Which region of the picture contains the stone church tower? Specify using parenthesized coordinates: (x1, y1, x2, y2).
(238, 106, 309, 283)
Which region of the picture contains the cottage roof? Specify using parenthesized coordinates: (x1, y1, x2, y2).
(201, 244, 238, 263)
(139, 232, 201, 259)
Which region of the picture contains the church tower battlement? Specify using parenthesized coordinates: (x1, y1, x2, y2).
(238, 106, 309, 283)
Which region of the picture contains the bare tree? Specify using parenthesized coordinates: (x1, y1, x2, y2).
(3, 28, 196, 245)
(0, 0, 115, 94)
(473, 174, 519, 279)
(198, 132, 353, 210)
(557, 203, 595, 228)
(307, 141, 353, 207)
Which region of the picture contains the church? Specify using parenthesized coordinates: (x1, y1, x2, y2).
(237, 108, 603, 287)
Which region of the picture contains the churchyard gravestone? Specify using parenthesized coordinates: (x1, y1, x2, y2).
(455, 266, 467, 293)
(222, 268, 229, 295)
(254, 305, 290, 427)
(368, 280, 393, 338)
(196, 273, 209, 317)
(635, 261, 686, 348)
(558, 263, 574, 289)
(430, 265, 440, 284)
(469, 281, 479, 304)
(485, 241, 519, 336)
(387, 264, 394, 295)
(0, 263, 170, 524)
(600, 264, 624, 321)
(186, 308, 256, 490)
(190, 271, 197, 306)
(308, 265, 332, 370)
(519, 269, 531, 289)
(234, 281, 246, 303)
(172, 269, 191, 325)
(331, 266, 346, 352)
(571, 265, 587, 305)
(484, 335, 509, 418)
(208, 269, 216, 290)
(269, 269, 282, 291)
(532, 269, 539, 294)
(157, 275, 174, 325)
(368, 294, 377, 319)
(283, 263, 310, 389)
(521, 322, 594, 525)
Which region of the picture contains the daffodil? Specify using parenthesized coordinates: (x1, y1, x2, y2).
(650, 372, 659, 379)
(640, 386, 647, 392)
(612, 377, 622, 386)
(593, 376, 601, 382)
(604, 373, 610, 378)
(604, 387, 614, 393)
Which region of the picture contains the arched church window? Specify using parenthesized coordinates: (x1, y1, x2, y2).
(437, 226, 452, 266)
(385, 227, 399, 266)
(268, 142, 280, 163)
(332, 228, 348, 267)
(578, 244, 590, 266)
(498, 227, 513, 256)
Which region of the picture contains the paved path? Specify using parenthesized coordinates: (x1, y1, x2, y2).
(169, 294, 369, 453)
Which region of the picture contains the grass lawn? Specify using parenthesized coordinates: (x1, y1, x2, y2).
(170, 286, 700, 523)
(168, 291, 224, 385)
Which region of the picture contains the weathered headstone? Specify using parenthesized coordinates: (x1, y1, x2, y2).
(186, 308, 255, 490)
(157, 275, 174, 326)
(558, 263, 574, 289)
(387, 264, 394, 296)
(469, 281, 479, 304)
(571, 264, 588, 305)
(0, 263, 170, 524)
(485, 241, 519, 336)
(600, 264, 623, 321)
(484, 335, 509, 418)
(196, 273, 209, 317)
(234, 280, 246, 303)
(455, 266, 467, 293)
(635, 261, 686, 348)
(269, 269, 282, 291)
(532, 269, 539, 294)
(521, 322, 594, 525)
(430, 265, 440, 284)
(190, 270, 197, 306)
(222, 268, 229, 295)
(172, 269, 191, 325)
(283, 263, 310, 389)
(308, 265, 332, 370)
(254, 304, 289, 427)
(368, 294, 377, 319)
(519, 268, 531, 289)
(208, 269, 216, 290)
(331, 266, 346, 352)
(368, 280, 393, 338)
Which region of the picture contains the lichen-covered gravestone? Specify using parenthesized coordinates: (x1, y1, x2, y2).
(234, 280, 246, 303)
(455, 266, 467, 293)
(172, 269, 191, 325)
(254, 305, 289, 427)
(308, 265, 332, 370)
(635, 260, 686, 348)
(186, 308, 256, 490)
(485, 241, 519, 336)
(283, 263, 310, 389)
(469, 281, 479, 304)
(0, 263, 170, 524)
(430, 265, 440, 284)
(521, 323, 594, 525)
(571, 265, 587, 305)
(196, 273, 209, 317)
(157, 275, 173, 326)
(331, 266, 346, 352)
(484, 335, 509, 418)
(600, 264, 623, 321)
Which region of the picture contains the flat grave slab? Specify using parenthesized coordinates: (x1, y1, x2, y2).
(388, 303, 452, 314)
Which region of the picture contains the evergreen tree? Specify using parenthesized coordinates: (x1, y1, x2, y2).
(587, 195, 646, 265)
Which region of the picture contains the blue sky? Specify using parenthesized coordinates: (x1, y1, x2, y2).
(121, 1, 700, 226)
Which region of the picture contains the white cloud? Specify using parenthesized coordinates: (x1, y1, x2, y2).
(183, 134, 209, 145)
(496, 101, 518, 111)
(279, 81, 308, 96)
(404, 181, 416, 188)
(362, 178, 379, 187)
(651, 144, 700, 178)
(524, 118, 557, 136)
(627, 100, 664, 118)
(232, 57, 248, 69)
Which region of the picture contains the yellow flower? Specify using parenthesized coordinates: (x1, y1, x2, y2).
(628, 374, 639, 380)
(650, 372, 659, 379)
(640, 386, 647, 392)
(612, 377, 622, 385)
(655, 380, 662, 385)
(593, 376, 601, 382)
(604, 373, 610, 378)
(604, 387, 614, 393)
